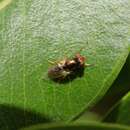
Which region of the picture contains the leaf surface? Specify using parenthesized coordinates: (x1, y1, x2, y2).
(104, 92, 130, 126)
(20, 122, 130, 130)
(0, 0, 130, 126)
(86, 54, 130, 121)
(103, 55, 130, 125)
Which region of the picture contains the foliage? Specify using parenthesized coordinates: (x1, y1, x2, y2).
(0, 0, 130, 130)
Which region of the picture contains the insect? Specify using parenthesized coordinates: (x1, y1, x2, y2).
(47, 52, 91, 82)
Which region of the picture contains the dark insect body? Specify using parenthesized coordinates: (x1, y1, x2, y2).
(48, 53, 90, 82)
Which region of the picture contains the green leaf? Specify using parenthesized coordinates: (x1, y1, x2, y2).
(20, 122, 130, 130)
(86, 54, 130, 121)
(103, 56, 130, 125)
(0, 0, 12, 10)
(116, 92, 130, 125)
(0, 0, 130, 127)
(104, 92, 130, 126)
(75, 111, 101, 122)
(0, 0, 3, 2)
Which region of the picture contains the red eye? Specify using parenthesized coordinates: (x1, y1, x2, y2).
(76, 53, 85, 63)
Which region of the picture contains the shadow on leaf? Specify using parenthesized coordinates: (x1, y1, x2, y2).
(0, 105, 51, 130)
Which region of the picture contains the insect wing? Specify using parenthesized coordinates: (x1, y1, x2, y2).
(48, 66, 64, 79)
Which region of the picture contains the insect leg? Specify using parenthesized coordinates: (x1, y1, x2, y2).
(85, 63, 95, 67)
(47, 60, 58, 65)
